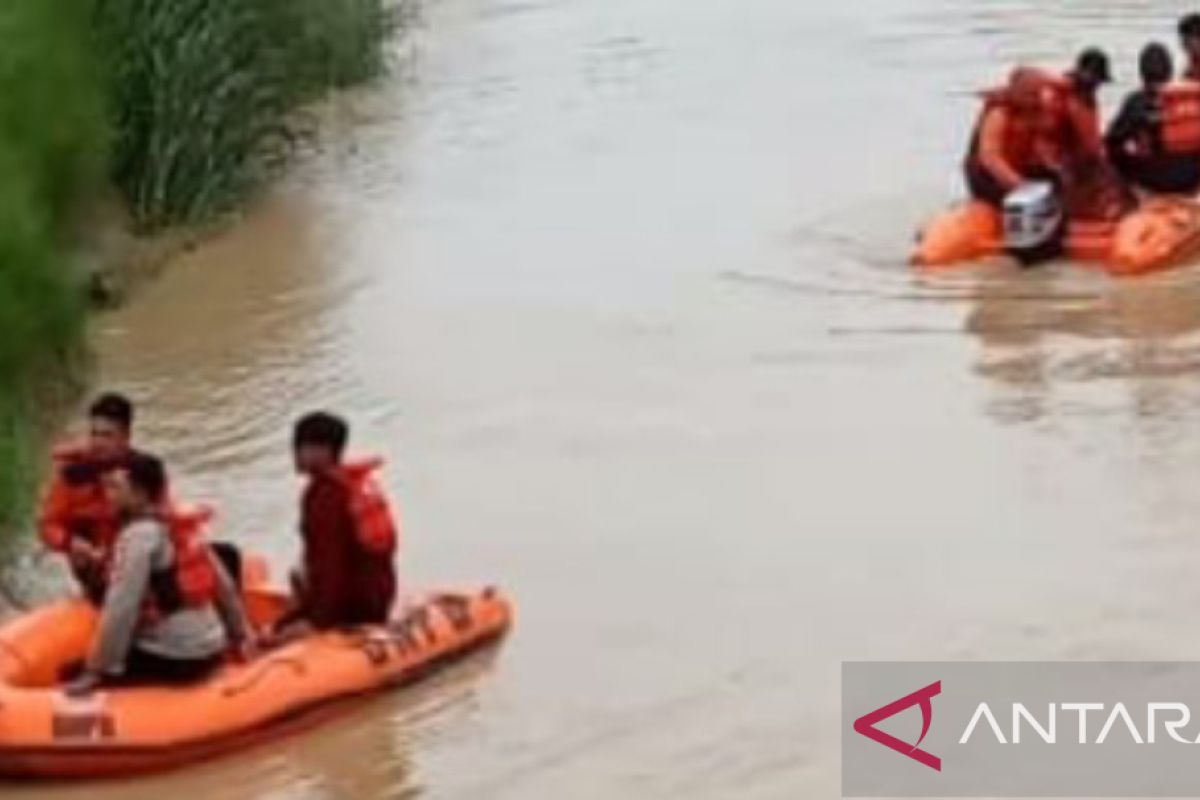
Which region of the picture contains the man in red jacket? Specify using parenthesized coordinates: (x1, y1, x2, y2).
(281, 412, 397, 632)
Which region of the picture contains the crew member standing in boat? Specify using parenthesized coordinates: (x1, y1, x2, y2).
(39, 393, 150, 604)
(67, 455, 251, 694)
(275, 412, 398, 635)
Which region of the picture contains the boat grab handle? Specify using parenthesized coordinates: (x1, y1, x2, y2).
(221, 656, 306, 699)
(0, 637, 31, 675)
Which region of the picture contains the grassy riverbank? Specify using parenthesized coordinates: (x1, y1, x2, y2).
(0, 0, 397, 536)
(0, 0, 106, 534)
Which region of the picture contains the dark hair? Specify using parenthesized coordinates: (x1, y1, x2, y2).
(125, 454, 167, 503)
(89, 392, 133, 431)
(1181, 13, 1200, 40)
(293, 412, 349, 458)
(1141, 42, 1174, 86)
(1075, 47, 1112, 84)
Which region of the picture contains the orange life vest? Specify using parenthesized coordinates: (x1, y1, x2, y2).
(1157, 82, 1200, 155)
(41, 443, 128, 554)
(142, 504, 219, 621)
(338, 458, 400, 556)
(971, 70, 1071, 174)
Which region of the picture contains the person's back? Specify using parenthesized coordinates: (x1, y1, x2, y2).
(1146, 80, 1200, 194)
(301, 467, 397, 627)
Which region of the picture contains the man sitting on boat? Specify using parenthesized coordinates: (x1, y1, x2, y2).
(39, 393, 152, 605)
(1108, 43, 1200, 195)
(273, 412, 399, 637)
(67, 455, 251, 694)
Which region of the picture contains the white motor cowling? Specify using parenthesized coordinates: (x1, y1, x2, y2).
(1002, 181, 1065, 265)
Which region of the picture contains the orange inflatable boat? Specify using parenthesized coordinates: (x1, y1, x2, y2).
(0, 585, 512, 778)
(912, 197, 1200, 275)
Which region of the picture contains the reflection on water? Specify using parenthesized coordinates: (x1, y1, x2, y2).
(12, 0, 1200, 797)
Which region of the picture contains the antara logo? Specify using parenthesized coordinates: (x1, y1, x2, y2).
(853, 681, 942, 772)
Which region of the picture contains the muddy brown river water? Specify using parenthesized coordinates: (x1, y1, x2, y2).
(10, 0, 1200, 797)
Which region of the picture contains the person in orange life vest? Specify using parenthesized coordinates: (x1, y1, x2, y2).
(274, 412, 398, 637)
(1180, 14, 1200, 81)
(1107, 43, 1200, 195)
(964, 68, 1070, 207)
(39, 393, 150, 604)
(964, 56, 1123, 219)
(1028, 50, 1123, 222)
(66, 455, 252, 696)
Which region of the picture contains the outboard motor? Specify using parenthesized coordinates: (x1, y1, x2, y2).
(1003, 181, 1066, 266)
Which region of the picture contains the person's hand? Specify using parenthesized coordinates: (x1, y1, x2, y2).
(263, 619, 311, 651)
(67, 538, 101, 569)
(64, 670, 102, 698)
(230, 636, 260, 664)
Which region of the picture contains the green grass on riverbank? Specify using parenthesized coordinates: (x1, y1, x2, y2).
(0, 0, 397, 536)
(0, 0, 107, 533)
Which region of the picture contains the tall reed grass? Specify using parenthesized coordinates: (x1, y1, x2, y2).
(96, 0, 395, 230)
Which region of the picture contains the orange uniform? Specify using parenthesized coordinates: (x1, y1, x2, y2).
(38, 444, 131, 556)
(965, 69, 1103, 206)
(38, 444, 158, 603)
(338, 458, 400, 556)
(970, 102, 1046, 191)
(1157, 82, 1200, 155)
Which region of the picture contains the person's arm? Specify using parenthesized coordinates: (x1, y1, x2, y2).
(86, 522, 156, 677)
(1067, 95, 1104, 157)
(37, 473, 75, 553)
(1105, 95, 1140, 155)
(978, 108, 1025, 191)
(210, 550, 251, 647)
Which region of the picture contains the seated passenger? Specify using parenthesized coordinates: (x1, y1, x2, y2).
(39, 393, 150, 604)
(1107, 43, 1200, 195)
(68, 455, 251, 694)
(276, 412, 398, 635)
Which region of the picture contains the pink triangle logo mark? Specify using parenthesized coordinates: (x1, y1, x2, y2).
(852, 681, 942, 772)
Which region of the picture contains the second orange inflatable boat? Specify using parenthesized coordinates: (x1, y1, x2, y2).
(0, 584, 512, 778)
(912, 197, 1200, 275)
